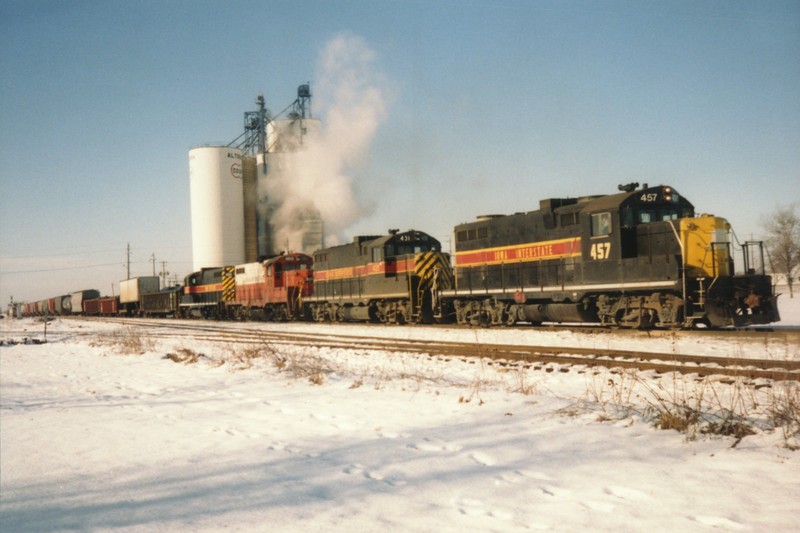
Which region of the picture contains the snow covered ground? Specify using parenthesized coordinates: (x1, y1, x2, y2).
(1, 293, 799, 532)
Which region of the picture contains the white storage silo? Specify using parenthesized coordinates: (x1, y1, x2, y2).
(189, 146, 246, 271)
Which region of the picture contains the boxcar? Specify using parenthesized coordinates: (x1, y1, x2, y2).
(70, 289, 101, 314)
(120, 277, 160, 315)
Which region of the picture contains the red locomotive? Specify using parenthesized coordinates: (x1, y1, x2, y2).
(231, 253, 313, 320)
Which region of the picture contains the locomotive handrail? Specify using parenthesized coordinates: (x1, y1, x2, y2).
(667, 220, 688, 320)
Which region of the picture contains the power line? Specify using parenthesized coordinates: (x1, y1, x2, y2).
(1, 263, 122, 275)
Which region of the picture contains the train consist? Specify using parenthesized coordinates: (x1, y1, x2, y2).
(11, 184, 780, 329)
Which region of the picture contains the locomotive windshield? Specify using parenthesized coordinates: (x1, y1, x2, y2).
(385, 230, 441, 257)
(621, 205, 694, 227)
(386, 242, 440, 256)
(283, 263, 309, 271)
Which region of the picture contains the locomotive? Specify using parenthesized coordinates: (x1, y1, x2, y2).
(440, 183, 778, 328)
(231, 253, 313, 320)
(180, 267, 235, 318)
(305, 229, 452, 324)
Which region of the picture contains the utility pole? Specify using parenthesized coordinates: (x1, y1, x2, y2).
(124, 243, 131, 280)
(150, 253, 156, 276)
(159, 261, 170, 288)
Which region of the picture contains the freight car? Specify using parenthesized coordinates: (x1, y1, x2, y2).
(120, 277, 160, 316)
(437, 183, 778, 328)
(140, 286, 182, 317)
(54, 294, 71, 315)
(70, 289, 100, 314)
(83, 296, 119, 316)
(305, 229, 452, 324)
(232, 253, 313, 320)
(180, 267, 235, 318)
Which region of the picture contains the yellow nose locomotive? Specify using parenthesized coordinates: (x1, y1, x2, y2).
(441, 183, 779, 328)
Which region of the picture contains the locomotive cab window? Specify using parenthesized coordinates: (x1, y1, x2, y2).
(591, 212, 611, 236)
(638, 209, 680, 224)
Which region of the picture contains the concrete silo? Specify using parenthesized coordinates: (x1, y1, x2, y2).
(188, 146, 246, 271)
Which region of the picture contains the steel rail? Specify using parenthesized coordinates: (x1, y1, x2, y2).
(72, 317, 800, 382)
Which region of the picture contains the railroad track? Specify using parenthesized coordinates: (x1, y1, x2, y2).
(62, 317, 800, 382)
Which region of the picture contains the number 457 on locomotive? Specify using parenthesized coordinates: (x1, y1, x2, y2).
(437, 183, 780, 329)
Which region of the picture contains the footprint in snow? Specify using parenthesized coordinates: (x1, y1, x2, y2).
(496, 472, 522, 485)
(603, 485, 650, 501)
(456, 498, 486, 517)
(516, 470, 554, 481)
(365, 470, 384, 481)
(343, 464, 364, 475)
(582, 500, 615, 513)
(409, 438, 462, 452)
(455, 498, 513, 521)
(539, 485, 571, 498)
(693, 515, 746, 530)
(469, 451, 496, 466)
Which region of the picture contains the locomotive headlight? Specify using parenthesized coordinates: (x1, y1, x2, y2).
(665, 187, 672, 193)
(664, 194, 672, 202)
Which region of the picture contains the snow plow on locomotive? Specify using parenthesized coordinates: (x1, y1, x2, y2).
(436, 183, 779, 328)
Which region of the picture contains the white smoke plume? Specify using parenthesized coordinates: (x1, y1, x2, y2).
(262, 32, 388, 253)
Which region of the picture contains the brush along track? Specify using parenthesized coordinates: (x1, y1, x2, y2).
(76, 317, 800, 382)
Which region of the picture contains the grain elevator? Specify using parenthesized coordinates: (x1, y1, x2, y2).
(189, 85, 324, 271)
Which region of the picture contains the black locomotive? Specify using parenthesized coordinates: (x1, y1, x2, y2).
(305, 229, 452, 324)
(439, 183, 779, 328)
(180, 266, 236, 319)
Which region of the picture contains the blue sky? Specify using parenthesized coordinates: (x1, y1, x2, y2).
(1, 0, 798, 304)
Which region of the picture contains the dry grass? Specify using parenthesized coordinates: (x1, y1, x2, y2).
(764, 385, 800, 450)
(164, 347, 203, 364)
(94, 328, 154, 355)
(579, 369, 799, 448)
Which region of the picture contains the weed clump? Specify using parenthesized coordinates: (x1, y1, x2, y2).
(96, 328, 154, 355)
(164, 348, 203, 364)
(580, 369, 799, 448)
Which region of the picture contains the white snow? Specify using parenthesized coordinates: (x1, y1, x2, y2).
(2, 293, 799, 532)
